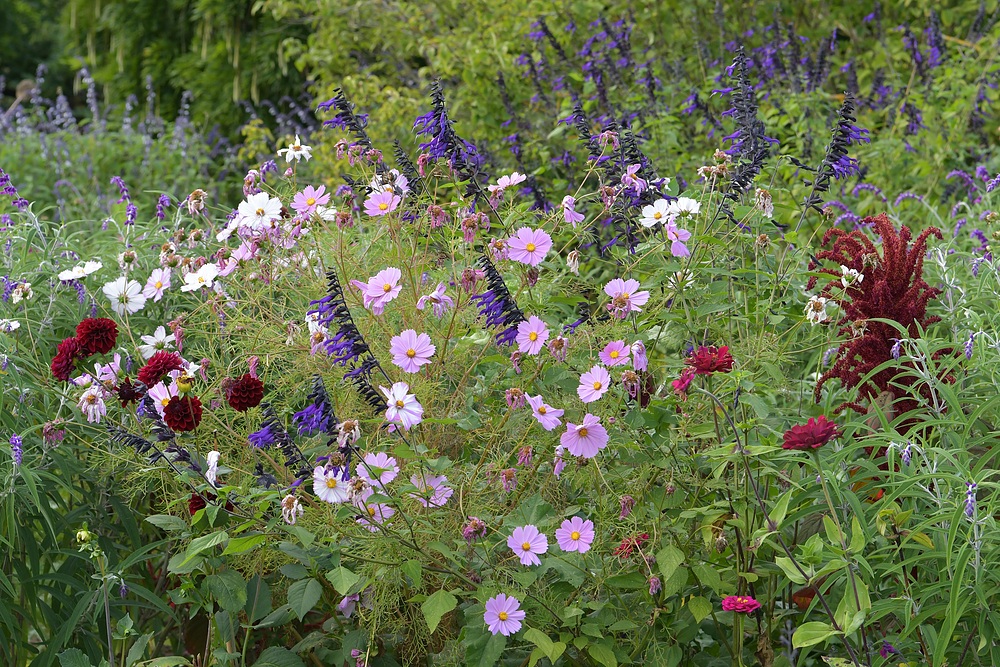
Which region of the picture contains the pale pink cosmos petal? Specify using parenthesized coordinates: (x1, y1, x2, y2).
(507, 525, 548, 567)
(599, 340, 631, 367)
(389, 329, 436, 373)
(506, 227, 552, 267)
(555, 517, 595, 553)
(577, 365, 611, 403)
(484, 594, 525, 637)
(515, 315, 549, 356)
(364, 190, 401, 217)
(560, 413, 609, 458)
(526, 395, 564, 431)
(356, 452, 399, 487)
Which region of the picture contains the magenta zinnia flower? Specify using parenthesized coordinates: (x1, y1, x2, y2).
(560, 413, 609, 458)
(604, 278, 650, 319)
(515, 315, 549, 355)
(577, 365, 611, 403)
(507, 524, 548, 566)
(292, 185, 330, 215)
(506, 227, 552, 267)
(484, 594, 525, 637)
(380, 382, 423, 430)
(555, 517, 595, 553)
(363, 189, 401, 217)
(389, 329, 436, 373)
(599, 340, 631, 367)
(350, 267, 402, 315)
(526, 395, 564, 431)
(721, 595, 761, 613)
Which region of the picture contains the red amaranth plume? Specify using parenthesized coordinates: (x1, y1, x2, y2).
(808, 213, 949, 415)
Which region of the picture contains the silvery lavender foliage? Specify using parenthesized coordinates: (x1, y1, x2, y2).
(800, 93, 869, 215)
(9, 433, 22, 466)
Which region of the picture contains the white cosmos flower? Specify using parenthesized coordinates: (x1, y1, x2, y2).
(102, 277, 146, 315)
(237, 192, 282, 231)
(58, 260, 103, 282)
(139, 326, 175, 360)
(277, 134, 312, 162)
(667, 197, 701, 219)
(840, 265, 864, 288)
(314, 466, 350, 504)
(805, 295, 829, 325)
(11, 282, 32, 304)
(639, 198, 671, 228)
(180, 264, 220, 292)
(0, 319, 20, 333)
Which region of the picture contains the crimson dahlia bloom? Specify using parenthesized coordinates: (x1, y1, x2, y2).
(782, 416, 840, 450)
(685, 345, 734, 375)
(76, 317, 119, 355)
(164, 395, 203, 432)
(226, 373, 264, 412)
(138, 351, 184, 387)
(51, 337, 84, 381)
(721, 595, 761, 613)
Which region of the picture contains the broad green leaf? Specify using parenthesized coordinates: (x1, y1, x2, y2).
(401, 560, 422, 587)
(524, 628, 565, 662)
(768, 490, 791, 531)
(145, 515, 188, 532)
(792, 621, 840, 648)
(206, 570, 247, 612)
(125, 632, 153, 666)
(222, 534, 266, 555)
(252, 647, 306, 667)
(326, 566, 362, 595)
(58, 649, 93, 667)
(588, 642, 618, 667)
(849, 516, 865, 552)
(421, 589, 457, 633)
(656, 545, 685, 581)
(287, 579, 323, 621)
(775, 557, 808, 585)
(691, 564, 723, 594)
(177, 531, 228, 568)
(688, 596, 712, 623)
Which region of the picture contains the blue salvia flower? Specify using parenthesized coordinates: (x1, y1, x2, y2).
(155, 194, 171, 220)
(965, 333, 975, 359)
(890, 338, 903, 359)
(10, 433, 22, 466)
(292, 375, 338, 437)
(965, 481, 977, 519)
(471, 253, 525, 346)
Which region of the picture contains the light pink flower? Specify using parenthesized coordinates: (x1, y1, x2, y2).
(356, 452, 399, 487)
(143, 267, 171, 302)
(666, 222, 692, 257)
(484, 594, 525, 637)
(351, 267, 402, 315)
(526, 395, 564, 431)
(381, 382, 423, 430)
(363, 190, 401, 217)
(416, 283, 454, 318)
(410, 473, 453, 507)
(577, 365, 611, 403)
(620, 163, 647, 193)
(561, 195, 585, 227)
(147, 381, 178, 418)
(506, 227, 552, 267)
(604, 278, 650, 319)
(357, 502, 395, 532)
(555, 517, 595, 553)
(488, 172, 527, 202)
(599, 340, 631, 367)
(560, 413, 609, 458)
(77, 386, 107, 423)
(552, 444, 566, 477)
(507, 524, 548, 566)
(515, 315, 549, 355)
(389, 329, 436, 373)
(292, 185, 330, 215)
(631, 341, 648, 371)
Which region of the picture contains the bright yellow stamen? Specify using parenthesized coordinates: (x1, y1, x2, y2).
(325, 478, 338, 489)
(571, 531, 580, 540)
(578, 427, 589, 437)
(161, 398, 170, 407)
(395, 400, 404, 408)
(383, 283, 392, 292)
(154, 281, 163, 289)
(653, 212, 662, 219)
(525, 243, 536, 252)
(592, 381, 602, 390)
(538, 406, 547, 414)
(255, 208, 265, 216)
(406, 349, 416, 358)
(521, 542, 531, 551)
(378, 203, 389, 211)
(306, 197, 316, 206)
(609, 350, 619, 359)
(498, 611, 508, 621)
(367, 506, 376, 516)
(528, 332, 538, 341)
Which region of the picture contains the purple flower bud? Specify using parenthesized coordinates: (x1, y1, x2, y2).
(965, 333, 975, 360)
(890, 338, 903, 359)
(901, 442, 912, 466)
(966, 482, 977, 519)
(10, 433, 22, 466)
(648, 576, 662, 595)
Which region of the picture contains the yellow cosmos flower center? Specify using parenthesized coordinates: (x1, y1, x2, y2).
(498, 611, 508, 621)
(378, 202, 389, 211)
(406, 349, 416, 358)
(653, 212, 662, 219)
(578, 427, 589, 437)
(571, 531, 580, 541)
(161, 398, 170, 407)
(255, 208, 265, 216)
(592, 381, 602, 390)
(525, 243, 536, 252)
(538, 406, 546, 414)
(521, 542, 532, 551)
(528, 332, 538, 341)
(155, 281, 163, 289)
(367, 506, 376, 516)
(395, 400, 405, 408)
(609, 350, 619, 359)
(306, 197, 316, 206)
(326, 478, 338, 489)
(383, 283, 393, 292)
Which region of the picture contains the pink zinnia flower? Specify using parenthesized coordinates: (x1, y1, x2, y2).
(292, 185, 330, 215)
(507, 525, 548, 566)
(631, 341, 648, 371)
(389, 329, 435, 373)
(577, 365, 611, 403)
(561, 195, 585, 227)
(560, 413, 609, 458)
(484, 594, 525, 637)
(672, 367, 695, 398)
(721, 595, 761, 613)
(604, 278, 650, 319)
(666, 222, 692, 257)
(350, 267, 402, 315)
(555, 517, 595, 553)
(416, 282, 454, 318)
(363, 190, 401, 217)
(599, 340, 631, 367)
(526, 395, 564, 431)
(143, 267, 171, 302)
(381, 382, 423, 430)
(356, 452, 399, 487)
(506, 227, 552, 267)
(515, 315, 549, 355)
(410, 473, 453, 507)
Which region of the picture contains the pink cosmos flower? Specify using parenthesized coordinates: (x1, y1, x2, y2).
(356, 452, 399, 487)
(357, 502, 395, 532)
(604, 278, 650, 319)
(484, 594, 525, 637)
(416, 282, 454, 318)
(552, 444, 566, 477)
(526, 395, 564, 431)
(381, 382, 423, 430)
(560, 413, 609, 458)
(506, 227, 552, 267)
(599, 340, 631, 367)
(292, 185, 330, 215)
(487, 172, 527, 204)
(620, 163, 647, 193)
(555, 517, 595, 553)
(631, 341, 648, 371)
(515, 315, 549, 355)
(389, 329, 436, 373)
(363, 189, 401, 217)
(350, 267, 402, 315)
(147, 381, 178, 418)
(561, 195, 585, 227)
(143, 268, 171, 302)
(666, 222, 692, 257)
(577, 365, 611, 403)
(410, 473, 454, 507)
(507, 525, 548, 566)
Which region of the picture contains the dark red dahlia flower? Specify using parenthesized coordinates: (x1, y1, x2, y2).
(164, 395, 203, 432)
(782, 415, 840, 451)
(225, 373, 264, 412)
(75, 317, 118, 355)
(138, 351, 185, 387)
(188, 492, 208, 515)
(50, 336, 84, 381)
(721, 595, 761, 613)
(116, 377, 146, 407)
(685, 345, 734, 375)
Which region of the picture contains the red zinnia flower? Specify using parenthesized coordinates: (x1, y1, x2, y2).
(50, 336, 84, 381)
(163, 394, 203, 432)
(685, 345, 734, 375)
(721, 595, 761, 613)
(138, 351, 185, 387)
(672, 367, 695, 398)
(76, 317, 119, 355)
(225, 373, 264, 412)
(782, 415, 840, 451)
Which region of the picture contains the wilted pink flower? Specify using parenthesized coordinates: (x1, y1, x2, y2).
(672, 367, 695, 398)
(622, 370, 640, 398)
(619, 495, 635, 518)
(555, 517, 594, 553)
(577, 365, 611, 403)
(507, 524, 548, 566)
(381, 382, 423, 430)
(484, 594, 525, 637)
(488, 172, 527, 205)
(631, 341, 648, 371)
(648, 577, 662, 595)
(427, 204, 450, 228)
(460, 267, 485, 293)
(463, 516, 487, 542)
(548, 336, 568, 361)
(416, 283, 454, 318)
(526, 395, 564, 431)
(666, 222, 692, 257)
(561, 195, 585, 227)
(351, 267, 402, 315)
(488, 237, 508, 261)
(604, 278, 650, 319)
(363, 190, 401, 217)
(552, 444, 566, 477)
(292, 185, 330, 215)
(78, 386, 107, 423)
(505, 387, 526, 410)
(600, 340, 631, 367)
(620, 163, 647, 193)
(517, 446, 533, 467)
(389, 329, 436, 373)
(516, 315, 549, 355)
(500, 468, 517, 493)
(410, 473, 453, 507)
(507, 227, 552, 267)
(510, 351, 522, 374)
(560, 413, 609, 458)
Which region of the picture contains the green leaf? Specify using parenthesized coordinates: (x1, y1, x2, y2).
(125, 632, 153, 666)
(588, 642, 618, 667)
(401, 560, 422, 587)
(145, 515, 188, 532)
(287, 579, 323, 621)
(421, 589, 457, 633)
(222, 534, 266, 555)
(775, 557, 808, 585)
(792, 621, 841, 648)
(768, 490, 792, 531)
(688, 596, 712, 623)
(656, 545, 685, 581)
(740, 393, 770, 419)
(142, 659, 191, 666)
(849, 515, 865, 553)
(177, 530, 228, 568)
(252, 647, 306, 667)
(523, 627, 565, 662)
(326, 566, 361, 595)
(206, 570, 247, 612)
(691, 564, 723, 594)
(58, 649, 94, 667)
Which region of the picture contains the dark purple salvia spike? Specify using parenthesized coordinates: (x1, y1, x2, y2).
(317, 88, 373, 151)
(256, 402, 311, 481)
(254, 462, 278, 489)
(293, 375, 338, 436)
(347, 357, 387, 414)
(925, 10, 946, 68)
(842, 60, 859, 97)
(783, 23, 803, 92)
(413, 80, 486, 193)
(471, 253, 525, 346)
(536, 17, 571, 65)
(967, 0, 987, 41)
(805, 29, 836, 92)
(900, 24, 927, 81)
(392, 140, 424, 196)
(310, 269, 371, 366)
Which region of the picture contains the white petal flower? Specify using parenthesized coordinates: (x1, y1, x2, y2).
(102, 277, 146, 315)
